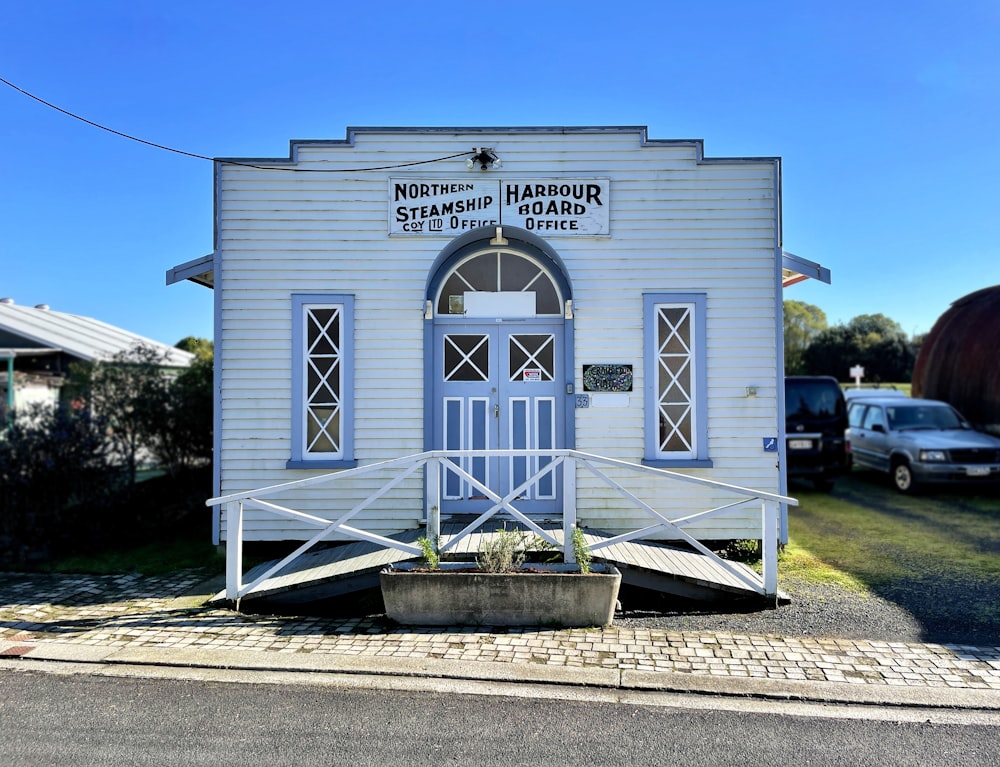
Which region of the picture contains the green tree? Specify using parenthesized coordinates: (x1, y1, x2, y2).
(153, 339, 213, 474)
(66, 344, 171, 484)
(847, 313, 906, 340)
(176, 336, 213, 360)
(803, 313, 914, 382)
(67, 340, 214, 479)
(783, 300, 827, 374)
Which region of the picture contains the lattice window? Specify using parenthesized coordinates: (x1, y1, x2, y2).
(444, 334, 490, 381)
(305, 306, 343, 454)
(289, 294, 354, 467)
(655, 306, 693, 454)
(644, 294, 707, 465)
(509, 334, 554, 381)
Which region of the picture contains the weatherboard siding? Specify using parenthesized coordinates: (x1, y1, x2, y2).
(215, 128, 781, 541)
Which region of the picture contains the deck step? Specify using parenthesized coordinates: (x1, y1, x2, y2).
(214, 523, 770, 608)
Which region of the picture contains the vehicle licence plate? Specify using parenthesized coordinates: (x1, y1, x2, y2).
(788, 439, 813, 450)
(966, 466, 991, 477)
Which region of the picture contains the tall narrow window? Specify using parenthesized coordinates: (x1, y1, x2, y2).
(288, 294, 355, 468)
(643, 293, 710, 467)
(305, 305, 342, 453)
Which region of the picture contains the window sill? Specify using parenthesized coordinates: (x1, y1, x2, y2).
(642, 459, 714, 469)
(285, 459, 358, 470)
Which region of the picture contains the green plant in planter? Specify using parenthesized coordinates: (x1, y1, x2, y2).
(572, 526, 592, 574)
(417, 535, 440, 570)
(476, 525, 530, 573)
(529, 535, 561, 563)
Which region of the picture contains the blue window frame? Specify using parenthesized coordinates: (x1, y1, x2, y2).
(643, 293, 711, 468)
(287, 293, 356, 469)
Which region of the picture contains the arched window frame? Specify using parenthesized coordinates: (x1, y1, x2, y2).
(433, 246, 565, 318)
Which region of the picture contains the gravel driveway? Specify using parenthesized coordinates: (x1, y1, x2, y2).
(615, 472, 1000, 648)
(613, 577, 999, 647)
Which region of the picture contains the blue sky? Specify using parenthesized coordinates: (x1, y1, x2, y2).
(2, 1, 997, 345)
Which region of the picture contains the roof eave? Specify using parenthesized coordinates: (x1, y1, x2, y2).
(166, 253, 215, 289)
(782, 250, 831, 288)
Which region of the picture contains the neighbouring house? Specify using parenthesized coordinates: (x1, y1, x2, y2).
(0, 298, 193, 424)
(167, 126, 830, 561)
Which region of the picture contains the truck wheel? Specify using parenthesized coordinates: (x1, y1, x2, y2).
(891, 459, 918, 494)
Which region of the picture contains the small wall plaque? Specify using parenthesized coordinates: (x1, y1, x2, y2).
(582, 364, 633, 392)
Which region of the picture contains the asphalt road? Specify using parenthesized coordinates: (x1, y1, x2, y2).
(1, 670, 996, 766)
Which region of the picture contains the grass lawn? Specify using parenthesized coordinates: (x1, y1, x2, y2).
(785, 471, 1000, 639)
(45, 537, 224, 577)
(841, 382, 912, 396)
(26, 467, 222, 577)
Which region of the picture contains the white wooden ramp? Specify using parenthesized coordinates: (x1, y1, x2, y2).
(579, 530, 766, 601)
(216, 523, 768, 609)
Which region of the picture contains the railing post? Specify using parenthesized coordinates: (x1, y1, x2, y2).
(562, 454, 577, 564)
(426, 457, 441, 548)
(762, 499, 778, 598)
(225, 500, 243, 602)
(779, 501, 789, 546)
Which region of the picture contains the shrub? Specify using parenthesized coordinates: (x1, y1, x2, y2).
(572, 526, 592, 574)
(417, 535, 440, 570)
(476, 525, 530, 573)
(0, 404, 122, 565)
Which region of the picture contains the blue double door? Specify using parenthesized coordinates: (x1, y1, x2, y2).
(433, 321, 564, 516)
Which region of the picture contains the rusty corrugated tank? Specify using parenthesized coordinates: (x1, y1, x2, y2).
(912, 285, 1000, 434)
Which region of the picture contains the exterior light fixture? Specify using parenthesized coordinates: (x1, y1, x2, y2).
(467, 147, 500, 171)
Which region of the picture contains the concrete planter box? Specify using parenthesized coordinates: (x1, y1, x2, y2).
(380, 562, 621, 627)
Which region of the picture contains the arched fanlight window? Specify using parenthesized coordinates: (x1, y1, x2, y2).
(434, 247, 563, 317)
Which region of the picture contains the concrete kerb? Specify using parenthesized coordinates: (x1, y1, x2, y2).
(3, 639, 999, 713)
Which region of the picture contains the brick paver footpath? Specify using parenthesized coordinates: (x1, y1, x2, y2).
(2, 570, 999, 694)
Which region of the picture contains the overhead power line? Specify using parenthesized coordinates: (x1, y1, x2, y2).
(0, 76, 472, 172)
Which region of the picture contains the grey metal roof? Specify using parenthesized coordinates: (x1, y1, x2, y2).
(0, 300, 194, 367)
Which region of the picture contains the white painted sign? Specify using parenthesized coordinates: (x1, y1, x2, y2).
(502, 180, 609, 235)
(463, 291, 535, 318)
(389, 178, 609, 236)
(850, 365, 865, 388)
(390, 180, 497, 235)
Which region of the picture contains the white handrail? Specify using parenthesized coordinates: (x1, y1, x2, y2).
(210, 450, 797, 601)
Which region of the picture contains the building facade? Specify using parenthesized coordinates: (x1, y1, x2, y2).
(168, 126, 829, 545)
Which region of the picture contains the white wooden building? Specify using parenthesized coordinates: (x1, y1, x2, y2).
(168, 126, 830, 555)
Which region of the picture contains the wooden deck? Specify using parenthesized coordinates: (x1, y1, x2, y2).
(218, 522, 771, 608)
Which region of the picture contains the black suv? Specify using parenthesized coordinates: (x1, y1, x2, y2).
(785, 376, 849, 491)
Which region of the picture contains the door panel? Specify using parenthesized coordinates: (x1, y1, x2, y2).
(435, 322, 563, 515)
(442, 396, 492, 499)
